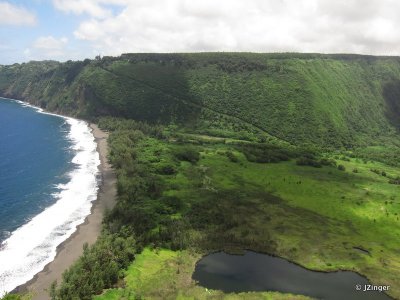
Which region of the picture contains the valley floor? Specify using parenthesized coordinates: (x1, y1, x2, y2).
(87, 120, 400, 299)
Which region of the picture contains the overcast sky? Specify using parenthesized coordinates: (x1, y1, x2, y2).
(0, 0, 399, 64)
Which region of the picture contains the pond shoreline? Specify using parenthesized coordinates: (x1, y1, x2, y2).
(192, 250, 394, 300)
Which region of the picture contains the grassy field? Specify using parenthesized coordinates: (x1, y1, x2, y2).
(84, 121, 400, 299)
(94, 248, 312, 300)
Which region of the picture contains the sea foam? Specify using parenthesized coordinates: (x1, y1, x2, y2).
(0, 101, 100, 294)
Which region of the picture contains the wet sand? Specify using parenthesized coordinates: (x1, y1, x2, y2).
(15, 124, 116, 300)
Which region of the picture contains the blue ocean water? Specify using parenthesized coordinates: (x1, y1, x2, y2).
(0, 98, 74, 241)
(0, 98, 100, 293)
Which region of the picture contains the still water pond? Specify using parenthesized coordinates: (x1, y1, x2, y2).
(192, 251, 391, 300)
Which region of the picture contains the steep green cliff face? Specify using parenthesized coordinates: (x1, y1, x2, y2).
(4, 54, 400, 300)
(1, 53, 400, 148)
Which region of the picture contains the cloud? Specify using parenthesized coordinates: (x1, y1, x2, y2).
(27, 36, 69, 59)
(52, 0, 128, 18)
(0, 1, 37, 26)
(33, 36, 68, 50)
(53, 0, 400, 56)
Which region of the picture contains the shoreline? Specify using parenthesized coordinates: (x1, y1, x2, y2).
(14, 124, 116, 300)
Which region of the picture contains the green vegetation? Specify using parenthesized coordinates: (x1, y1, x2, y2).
(54, 233, 136, 300)
(46, 117, 400, 299)
(2, 53, 400, 299)
(0, 294, 31, 300)
(173, 146, 200, 163)
(94, 248, 311, 300)
(2, 53, 400, 150)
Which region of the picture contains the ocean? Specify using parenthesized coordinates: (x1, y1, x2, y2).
(0, 98, 100, 294)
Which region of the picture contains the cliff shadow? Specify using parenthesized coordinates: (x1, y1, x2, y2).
(85, 54, 202, 126)
(383, 79, 400, 129)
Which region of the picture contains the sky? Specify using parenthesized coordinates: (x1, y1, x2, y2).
(1, 0, 400, 64)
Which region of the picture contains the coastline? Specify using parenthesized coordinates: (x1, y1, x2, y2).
(14, 124, 116, 300)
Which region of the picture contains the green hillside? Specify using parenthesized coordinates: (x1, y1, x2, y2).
(2, 53, 400, 300)
(1, 53, 400, 149)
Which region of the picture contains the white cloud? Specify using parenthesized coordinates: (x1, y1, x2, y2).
(52, 0, 128, 18)
(23, 48, 31, 57)
(33, 36, 68, 50)
(28, 36, 69, 59)
(52, 0, 400, 56)
(0, 1, 36, 26)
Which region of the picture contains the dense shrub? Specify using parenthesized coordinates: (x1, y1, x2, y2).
(338, 164, 346, 171)
(98, 117, 164, 138)
(173, 146, 200, 163)
(55, 233, 136, 300)
(370, 168, 381, 175)
(296, 157, 322, 168)
(161, 196, 184, 212)
(0, 294, 26, 300)
(226, 151, 239, 162)
(370, 168, 388, 177)
(319, 158, 337, 166)
(156, 164, 177, 175)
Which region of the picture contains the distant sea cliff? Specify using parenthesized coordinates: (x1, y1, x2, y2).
(1, 53, 400, 149)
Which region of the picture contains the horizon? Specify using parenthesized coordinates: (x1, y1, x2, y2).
(1, 0, 400, 64)
(2, 51, 400, 66)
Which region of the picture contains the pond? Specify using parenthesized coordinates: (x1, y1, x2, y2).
(192, 251, 392, 300)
